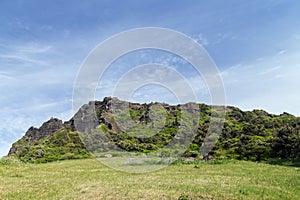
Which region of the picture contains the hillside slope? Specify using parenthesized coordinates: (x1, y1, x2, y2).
(8, 97, 300, 163)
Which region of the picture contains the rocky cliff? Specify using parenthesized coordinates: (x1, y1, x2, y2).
(7, 97, 300, 164)
(8, 118, 65, 155)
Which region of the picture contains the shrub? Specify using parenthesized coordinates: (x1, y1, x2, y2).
(0, 156, 23, 165)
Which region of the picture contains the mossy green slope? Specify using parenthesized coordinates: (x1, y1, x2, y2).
(12, 128, 90, 163)
(7, 98, 300, 164)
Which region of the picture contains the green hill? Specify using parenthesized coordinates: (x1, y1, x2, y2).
(7, 97, 300, 165)
(10, 128, 90, 163)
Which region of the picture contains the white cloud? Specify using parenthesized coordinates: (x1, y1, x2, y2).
(257, 65, 281, 75)
(0, 42, 55, 70)
(222, 50, 300, 115)
(0, 42, 53, 54)
(212, 32, 236, 45)
(292, 33, 300, 40)
(0, 42, 77, 157)
(192, 34, 209, 46)
(0, 100, 73, 157)
(0, 141, 12, 158)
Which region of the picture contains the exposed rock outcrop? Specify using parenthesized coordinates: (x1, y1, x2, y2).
(8, 96, 300, 164)
(8, 97, 123, 156)
(8, 118, 65, 155)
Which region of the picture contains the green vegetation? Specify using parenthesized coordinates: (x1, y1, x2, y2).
(8, 99, 300, 166)
(11, 128, 90, 163)
(83, 104, 300, 166)
(4, 99, 300, 199)
(215, 108, 300, 164)
(0, 158, 299, 199)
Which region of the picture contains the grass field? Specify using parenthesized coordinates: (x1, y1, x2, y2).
(0, 158, 299, 199)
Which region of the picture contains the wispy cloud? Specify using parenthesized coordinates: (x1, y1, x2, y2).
(1, 0, 299, 158)
(0, 42, 77, 157)
(257, 65, 281, 76)
(292, 33, 300, 40)
(212, 32, 236, 45)
(0, 42, 55, 73)
(222, 50, 300, 115)
(192, 34, 209, 46)
(93, 48, 210, 104)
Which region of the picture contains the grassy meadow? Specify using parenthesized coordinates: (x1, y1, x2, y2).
(0, 158, 299, 199)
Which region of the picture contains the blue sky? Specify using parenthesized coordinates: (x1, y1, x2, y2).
(1, 0, 300, 157)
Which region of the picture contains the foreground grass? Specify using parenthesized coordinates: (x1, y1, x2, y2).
(0, 158, 299, 199)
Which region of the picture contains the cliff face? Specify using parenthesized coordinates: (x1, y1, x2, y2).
(26, 118, 65, 142)
(7, 97, 300, 164)
(8, 97, 155, 160)
(64, 101, 101, 134)
(8, 118, 65, 155)
(64, 97, 129, 132)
